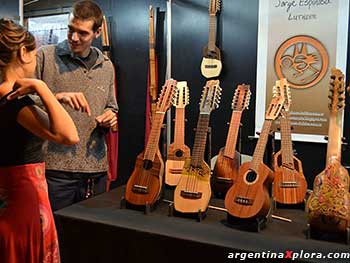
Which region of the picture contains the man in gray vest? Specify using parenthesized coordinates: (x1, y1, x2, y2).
(36, 0, 118, 211)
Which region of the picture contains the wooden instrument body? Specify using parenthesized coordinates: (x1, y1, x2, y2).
(225, 161, 273, 220)
(125, 150, 164, 206)
(211, 147, 240, 195)
(165, 143, 190, 186)
(307, 161, 350, 233)
(174, 159, 211, 213)
(200, 46, 222, 79)
(273, 151, 307, 204)
(307, 68, 350, 233)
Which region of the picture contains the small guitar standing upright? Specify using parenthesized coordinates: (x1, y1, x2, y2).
(211, 84, 251, 197)
(273, 79, 307, 206)
(165, 81, 190, 186)
(125, 79, 177, 208)
(200, 0, 222, 79)
(225, 83, 285, 221)
(307, 68, 350, 237)
(174, 80, 221, 217)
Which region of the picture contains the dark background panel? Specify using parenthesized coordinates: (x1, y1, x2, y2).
(0, 0, 19, 20)
(24, 0, 350, 188)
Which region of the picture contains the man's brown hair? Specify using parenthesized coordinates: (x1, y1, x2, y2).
(72, 0, 103, 32)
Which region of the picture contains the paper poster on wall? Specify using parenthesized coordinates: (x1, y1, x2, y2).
(256, 0, 349, 143)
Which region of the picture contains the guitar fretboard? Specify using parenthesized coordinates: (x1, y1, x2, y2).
(208, 15, 217, 51)
(223, 111, 242, 159)
(249, 119, 273, 171)
(326, 109, 342, 164)
(174, 108, 185, 147)
(144, 112, 165, 161)
(191, 114, 210, 167)
(280, 111, 294, 166)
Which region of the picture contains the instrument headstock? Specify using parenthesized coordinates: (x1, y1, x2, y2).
(157, 79, 178, 112)
(328, 68, 345, 112)
(200, 79, 221, 114)
(266, 82, 285, 120)
(231, 84, 251, 111)
(173, 81, 190, 109)
(273, 78, 292, 112)
(209, 0, 220, 15)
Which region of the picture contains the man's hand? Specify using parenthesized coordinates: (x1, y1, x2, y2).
(95, 109, 117, 128)
(55, 92, 91, 116)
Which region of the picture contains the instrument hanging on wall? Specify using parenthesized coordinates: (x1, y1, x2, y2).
(211, 84, 251, 197)
(225, 84, 285, 220)
(125, 79, 178, 207)
(174, 80, 221, 215)
(165, 81, 190, 186)
(307, 68, 350, 234)
(200, 0, 222, 79)
(149, 5, 158, 118)
(273, 79, 307, 205)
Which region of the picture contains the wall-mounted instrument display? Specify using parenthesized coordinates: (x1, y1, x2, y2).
(307, 68, 350, 234)
(225, 84, 285, 220)
(174, 80, 221, 215)
(165, 81, 190, 186)
(273, 79, 307, 205)
(200, 0, 222, 79)
(125, 79, 177, 207)
(211, 84, 251, 196)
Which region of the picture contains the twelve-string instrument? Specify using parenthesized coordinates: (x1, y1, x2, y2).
(273, 79, 307, 205)
(225, 83, 285, 219)
(165, 81, 190, 186)
(125, 79, 177, 207)
(174, 80, 221, 214)
(307, 68, 350, 233)
(211, 84, 251, 196)
(200, 0, 222, 79)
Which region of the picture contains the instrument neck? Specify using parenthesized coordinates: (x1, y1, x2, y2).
(223, 111, 242, 159)
(173, 108, 186, 147)
(191, 113, 210, 167)
(249, 119, 273, 171)
(280, 111, 294, 166)
(326, 110, 342, 165)
(144, 112, 165, 161)
(208, 15, 217, 51)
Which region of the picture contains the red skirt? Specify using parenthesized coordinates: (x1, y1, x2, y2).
(0, 163, 60, 263)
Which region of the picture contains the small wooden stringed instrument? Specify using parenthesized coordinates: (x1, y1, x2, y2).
(225, 85, 285, 220)
(273, 79, 307, 205)
(125, 79, 177, 207)
(174, 80, 221, 214)
(211, 84, 251, 196)
(165, 81, 190, 186)
(307, 68, 350, 233)
(200, 0, 222, 79)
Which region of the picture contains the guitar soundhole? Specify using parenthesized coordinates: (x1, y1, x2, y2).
(175, 150, 183, 158)
(246, 171, 257, 183)
(143, 159, 153, 170)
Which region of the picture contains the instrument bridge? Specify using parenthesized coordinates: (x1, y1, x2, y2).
(132, 185, 149, 194)
(181, 190, 202, 199)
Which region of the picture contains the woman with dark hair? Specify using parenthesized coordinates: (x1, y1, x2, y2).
(0, 18, 79, 263)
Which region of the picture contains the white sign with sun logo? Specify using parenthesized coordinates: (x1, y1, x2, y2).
(255, 0, 349, 142)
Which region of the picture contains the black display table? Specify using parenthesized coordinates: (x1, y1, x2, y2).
(55, 185, 349, 263)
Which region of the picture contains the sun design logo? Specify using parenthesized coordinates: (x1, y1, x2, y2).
(274, 35, 328, 89)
